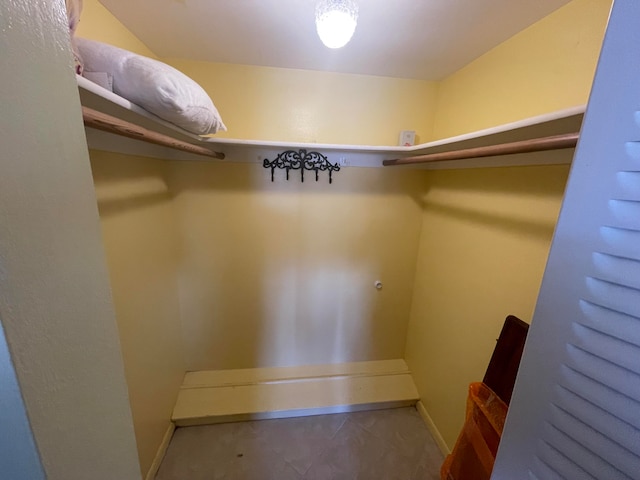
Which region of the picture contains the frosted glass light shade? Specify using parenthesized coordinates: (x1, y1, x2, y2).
(315, 0, 359, 49)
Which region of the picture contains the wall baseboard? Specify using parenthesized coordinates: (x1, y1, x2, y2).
(145, 422, 175, 480)
(172, 359, 419, 427)
(416, 400, 451, 457)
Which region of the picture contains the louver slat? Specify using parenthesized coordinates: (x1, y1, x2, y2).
(599, 227, 640, 261)
(536, 434, 604, 480)
(565, 345, 640, 405)
(541, 424, 632, 480)
(553, 382, 640, 457)
(608, 200, 640, 230)
(585, 276, 640, 319)
(616, 171, 640, 200)
(578, 300, 640, 347)
(493, 3, 640, 478)
(570, 323, 640, 375)
(548, 403, 640, 478)
(531, 454, 575, 480)
(559, 366, 640, 430)
(623, 140, 640, 162)
(592, 252, 640, 291)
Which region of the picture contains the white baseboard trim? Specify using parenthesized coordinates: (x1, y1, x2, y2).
(416, 400, 451, 457)
(145, 422, 175, 480)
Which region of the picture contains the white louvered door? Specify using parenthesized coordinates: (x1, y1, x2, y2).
(492, 1, 640, 478)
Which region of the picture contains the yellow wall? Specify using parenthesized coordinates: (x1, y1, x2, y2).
(78, 4, 181, 477)
(79, 0, 611, 457)
(405, 0, 612, 450)
(76, 0, 156, 57)
(75, 0, 608, 146)
(406, 164, 570, 448)
(76, 2, 433, 472)
(90, 151, 185, 477)
(76, 2, 437, 147)
(432, 0, 612, 139)
(165, 59, 437, 145)
(169, 161, 427, 370)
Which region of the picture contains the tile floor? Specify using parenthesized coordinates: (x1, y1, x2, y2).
(156, 407, 444, 480)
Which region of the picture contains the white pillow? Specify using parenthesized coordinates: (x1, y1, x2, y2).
(65, 0, 84, 74)
(77, 38, 226, 135)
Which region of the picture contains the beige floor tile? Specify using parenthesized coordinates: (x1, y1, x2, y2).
(155, 407, 443, 480)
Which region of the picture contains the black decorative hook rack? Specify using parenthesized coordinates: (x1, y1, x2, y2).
(263, 149, 341, 184)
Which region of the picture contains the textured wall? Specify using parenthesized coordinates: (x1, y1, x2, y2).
(0, 0, 141, 477)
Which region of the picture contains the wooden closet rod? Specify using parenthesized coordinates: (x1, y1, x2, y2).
(383, 132, 579, 166)
(82, 106, 226, 160)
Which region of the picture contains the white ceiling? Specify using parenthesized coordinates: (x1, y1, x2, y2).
(98, 0, 572, 81)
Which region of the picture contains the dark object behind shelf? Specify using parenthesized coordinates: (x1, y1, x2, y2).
(441, 315, 530, 480)
(482, 314, 529, 405)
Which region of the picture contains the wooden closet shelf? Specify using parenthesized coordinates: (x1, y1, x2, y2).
(77, 75, 585, 169)
(82, 107, 225, 160)
(383, 133, 579, 166)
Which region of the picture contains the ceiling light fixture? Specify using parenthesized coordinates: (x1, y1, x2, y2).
(315, 0, 359, 49)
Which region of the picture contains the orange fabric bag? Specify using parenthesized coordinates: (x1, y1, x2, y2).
(441, 383, 508, 480)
